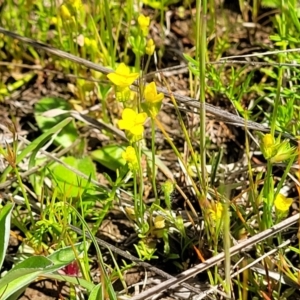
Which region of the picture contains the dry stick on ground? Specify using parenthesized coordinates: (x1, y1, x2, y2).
(130, 213, 300, 300)
(0, 26, 296, 143)
(198, 238, 297, 299)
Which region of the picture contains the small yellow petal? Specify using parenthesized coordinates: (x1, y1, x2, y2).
(107, 73, 123, 86)
(107, 63, 139, 88)
(130, 125, 144, 136)
(146, 39, 155, 56)
(118, 119, 131, 130)
(145, 82, 155, 96)
(263, 134, 274, 148)
(274, 194, 293, 212)
(135, 112, 147, 124)
(144, 82, 164, 103)
(124, 73, 139, 85)
(138, 14, 150, 28)
(60, 4, 72, 19)
(154, 215, 165, 229)
(122, 108, 136, 121)
(116, 63, 130, 75)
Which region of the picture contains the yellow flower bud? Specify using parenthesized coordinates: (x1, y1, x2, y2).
(262, 133, 275, 159)
(138, 14, 150, 36)
(51, 17, 58, 25)
(263, 133, 274, 148)
(66, 0, 82, 10)
(154, 215, 165, 229)
(209, 202, 223, 221)
(89, 39, 98, 52)
(59, 4, 72, 19)
(84, 37, 91, 47)
(145, 39, 155, 56)
(122, 146, 138, 165)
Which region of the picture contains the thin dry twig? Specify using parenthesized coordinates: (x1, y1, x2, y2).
(130, 213, 300, 300)
(197, 238, 297, 299)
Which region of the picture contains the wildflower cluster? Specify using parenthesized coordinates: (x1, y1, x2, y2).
(105, 14, 166, 244)
(107, 63, 164, 166)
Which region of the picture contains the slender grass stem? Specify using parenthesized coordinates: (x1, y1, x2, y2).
(151, 120, 158, 201)
(103, 0, 115, 67)
(223, 200, 231, 296)
(197, 0, 207, 196)
(14, 168, 34, 226)
(271, 0, 286, 136)
(263, 160, 274, 230)
(135, 143, 145, 227)
(161, 80, 202, 195)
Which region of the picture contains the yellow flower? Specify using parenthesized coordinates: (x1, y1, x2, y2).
(51, 17, 58, 25)
(263, 133, 274, 147)
(209, 202, 223, 221)
(59, 4, 72, 19)
(142, 82, 164, 118)
(262, 133, 275, 159)
(138, 14, 150, 36)
(107, 63, 139, 88)
(90, 39, 98, 52)
(144, 82, 164, 103)
(274, 193, 293, 212)
(84, 37, 91, 47)
(138, 14, 150, 27)
(215, 202, 223, 220)
(122, 146, 138, 169)
(154, 215, 165, 229)
(261, 134, 297, 163)
(145, 39, 155, 56)
(118, 108, 147, 136)
(66, 0, 82, 10)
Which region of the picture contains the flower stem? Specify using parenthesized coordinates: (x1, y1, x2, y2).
(151, 119, 158, 202)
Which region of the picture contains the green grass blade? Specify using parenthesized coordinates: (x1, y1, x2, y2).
(0, 203, 14, 269)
